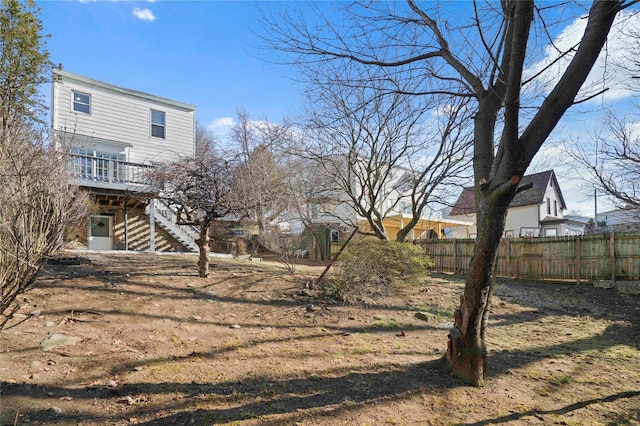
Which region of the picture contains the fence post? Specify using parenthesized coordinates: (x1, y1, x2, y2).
(610, 232, 615, 284)
(453, 239, 458, 274)
(575, 235, 581, 285)
(505, 238, 511, 279)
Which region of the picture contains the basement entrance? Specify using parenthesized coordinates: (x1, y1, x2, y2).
(88, 215, 113, 251)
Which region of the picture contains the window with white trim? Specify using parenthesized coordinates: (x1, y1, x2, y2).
(151, 110, 166, 139)
(73, 91, 91, 114)
(399, 200, 412, 215)
(71, 148, 125, 182)
(520, 227, 540, 238)
(546, 197, 551, 215)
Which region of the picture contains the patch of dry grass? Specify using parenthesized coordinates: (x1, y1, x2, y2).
(0, 253, 638, 425)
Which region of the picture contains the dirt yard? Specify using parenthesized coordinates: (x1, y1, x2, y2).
(1, 252, 639, 426)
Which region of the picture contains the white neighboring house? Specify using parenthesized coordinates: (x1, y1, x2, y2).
(449, 170, 585, 238)
(51, 68, 198, 252)
(595, 207, 640, 232)
(281, 161, 471, 256)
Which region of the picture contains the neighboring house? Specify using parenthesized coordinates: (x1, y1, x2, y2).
(449, 170, 584, 238)
(595, 207, 640, 232)
(563, 214, 592, 233)
(280, 161, 470, 257)
(365, 168, 472, 240)
(51, 68, 198, 252)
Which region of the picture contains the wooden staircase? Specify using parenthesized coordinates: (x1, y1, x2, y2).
(113, 214, 190, 252)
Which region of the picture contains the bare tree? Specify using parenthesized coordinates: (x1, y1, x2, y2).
(259, 228, 305, 274)
(569, 27, 640, 220)
(1, 0, 90, 329)
(195, 120, 216, 155)
(1, 129, 90, 329)
(230, 110, 289, 238)
(263, 0, 634, 385)
(570, 114, 640, 220)
(148, 141, 235, 278)
(303, 75, 473, 241)
(280, 149, 338, 260)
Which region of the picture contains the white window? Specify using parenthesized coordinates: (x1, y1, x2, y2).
(73, 91, 91, 114)
(546, 197, 551, 215)
(151, 110, 166, 139)
(71, 148, 125, 182)
(399, 201, 412, 215)
(544, 228, 557, 237)
(553, 200, 558, 216)
(520, 227, 540, 238)
(330, 229, 340, 243)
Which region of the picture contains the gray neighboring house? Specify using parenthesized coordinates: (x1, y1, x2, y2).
(449, 170, 585, 238)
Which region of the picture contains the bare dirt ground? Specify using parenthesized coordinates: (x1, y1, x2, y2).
(1, 252, 639, 426)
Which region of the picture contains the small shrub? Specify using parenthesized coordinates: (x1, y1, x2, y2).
(259, 229, 305, 274)
(332, 239, 432, 303)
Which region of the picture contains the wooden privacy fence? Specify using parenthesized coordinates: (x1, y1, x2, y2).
(417, 232, 640, 283)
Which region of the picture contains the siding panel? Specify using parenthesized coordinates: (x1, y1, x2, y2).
(53, 71, 195, 164)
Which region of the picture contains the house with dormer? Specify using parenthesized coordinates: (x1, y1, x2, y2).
(448, 170, 585, 238)
(51, 68, 199, 252)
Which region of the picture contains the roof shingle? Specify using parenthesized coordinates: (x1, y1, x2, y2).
(450, 170, 565, 216)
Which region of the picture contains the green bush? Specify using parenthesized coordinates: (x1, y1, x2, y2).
(331, 239, 432, 303)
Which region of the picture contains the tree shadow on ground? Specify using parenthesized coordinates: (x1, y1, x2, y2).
(1, 358, 457, 425)
(6, 260, 637, 424)
(459, 390, 640, 425)
(492, 277, 640, 319)
(487, 321, 637, 376)
(3, 318, 637, 425)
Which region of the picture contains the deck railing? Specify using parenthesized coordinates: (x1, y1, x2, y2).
(71, 154, 155, 185)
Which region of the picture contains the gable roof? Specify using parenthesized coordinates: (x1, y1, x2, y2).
(54, 68, 196, 112)
(450, 170, 566, 216)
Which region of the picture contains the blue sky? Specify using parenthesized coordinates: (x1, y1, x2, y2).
(37, 1, 638, 216)
(39, 0, 302, 127)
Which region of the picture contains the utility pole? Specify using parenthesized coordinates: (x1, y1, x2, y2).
(594, 188, 598, 225)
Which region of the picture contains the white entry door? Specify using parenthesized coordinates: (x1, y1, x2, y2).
(88, 215, 113, 251)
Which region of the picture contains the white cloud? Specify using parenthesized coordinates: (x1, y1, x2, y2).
(208, 117, 235, 130)
(526, 10, 640, 103)
(132, 7, 156, 22)
(627, 120, 640, 139)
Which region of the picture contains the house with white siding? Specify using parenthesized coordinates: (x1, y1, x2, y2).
(51, 68, 198, 252)
(595, 207, 640, 232)
(448, 170, 584, 238)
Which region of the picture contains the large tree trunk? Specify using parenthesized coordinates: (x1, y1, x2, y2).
(396, 224, 411, 243)
(444, 1, 621, 387)
(197, 219, 211, 278)
(446, 186, 514, 386)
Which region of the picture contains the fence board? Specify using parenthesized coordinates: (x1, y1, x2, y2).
(417, 231, 640, 282)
